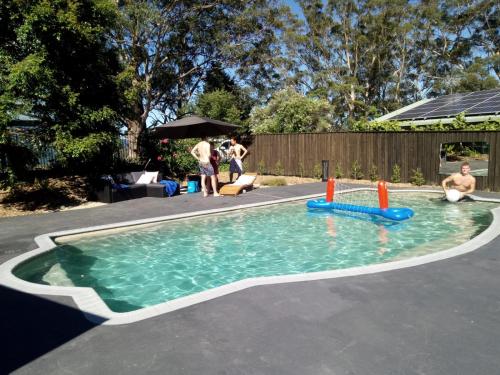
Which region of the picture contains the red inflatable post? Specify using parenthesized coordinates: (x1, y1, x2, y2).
(378, 180, 389, 209)
(326, 178, 335, 202)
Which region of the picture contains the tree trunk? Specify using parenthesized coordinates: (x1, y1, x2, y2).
(126, 118, 144, 160)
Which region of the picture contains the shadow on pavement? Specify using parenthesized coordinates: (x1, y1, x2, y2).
(0, 285, 102, 374)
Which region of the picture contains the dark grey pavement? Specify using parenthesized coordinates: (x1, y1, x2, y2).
(1, 183, 500, 375)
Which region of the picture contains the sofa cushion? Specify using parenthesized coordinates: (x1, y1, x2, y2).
(145, 171, 159, 183)
(130, 171, 144, 183)
(136, 173, 155, 184)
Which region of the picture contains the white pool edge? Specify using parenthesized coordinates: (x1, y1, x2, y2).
(0, 188, 499, 325)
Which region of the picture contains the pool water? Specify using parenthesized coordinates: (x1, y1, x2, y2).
(14, 192, 497, 312)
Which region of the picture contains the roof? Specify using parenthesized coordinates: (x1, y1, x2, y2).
(376, 88, 500, 126)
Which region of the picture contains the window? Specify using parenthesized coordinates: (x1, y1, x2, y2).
(439, 142, 489, 176)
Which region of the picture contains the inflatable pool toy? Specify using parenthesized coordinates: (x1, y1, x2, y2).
(306, 199, 414, 221)
(445, 189, 461, 202)
(307, 179, 414, 222)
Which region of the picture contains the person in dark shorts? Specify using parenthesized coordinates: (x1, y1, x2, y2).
(228, 136, 248, 182)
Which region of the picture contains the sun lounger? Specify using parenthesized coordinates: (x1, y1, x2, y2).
(219, 173, 257, 196)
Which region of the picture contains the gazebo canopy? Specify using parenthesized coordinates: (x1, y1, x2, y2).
(152, 116, 239, 139)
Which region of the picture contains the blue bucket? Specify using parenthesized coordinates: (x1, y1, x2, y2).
(187, 180, 199, 193)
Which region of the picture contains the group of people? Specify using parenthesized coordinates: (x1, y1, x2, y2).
(190, 136, 248, 197)
(192, 136, 475, 199)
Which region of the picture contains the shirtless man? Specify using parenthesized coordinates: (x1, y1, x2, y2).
(191, 137, 219, 197)
(228, 136, 248, 182)
(441, 161, 476, 199)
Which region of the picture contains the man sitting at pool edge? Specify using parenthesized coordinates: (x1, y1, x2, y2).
(441, 161, 476, 199)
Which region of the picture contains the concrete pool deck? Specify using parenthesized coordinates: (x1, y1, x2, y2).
(1, 183, 500, 374)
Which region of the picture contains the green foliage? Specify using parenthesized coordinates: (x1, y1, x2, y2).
(351, 119, 404, 132)
(355, 114, 500, 132)
(195, 89, 243, 125)
(350, 160, 364, 180)
(250, 88, 332, 134)
(410, 168, 425, 186)
(368, 164, 379, 182)
(218, 162, 230, 172)
(261, 177, 287, 186)
(419, 114, 500, 132)
(0, 0, 121, 175)
(54, 131, 118, 172)
(257, 159, 266, 175)
(274, 160, 284, 176)
(334, 163, 343, 179)
(0, 132, 38, 188)
(312, 163, 323, 180)
(288, 1, 498, 124)
(297, 162, 305, 178)
(158, 138, 199, 178)
(391, 164, 401, 183)
(114, 0, 291, 156)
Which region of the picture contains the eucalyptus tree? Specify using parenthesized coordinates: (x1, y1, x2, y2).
(113, 0, 292, 159)
(284, 0, 498, 125)
(284, 0, 419, 125)
(394, 0, 498, 96)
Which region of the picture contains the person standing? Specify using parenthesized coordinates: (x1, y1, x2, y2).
(207, 141, 220, 193)
(209, 141, 220, 181)
(191, 137, 219, 197)
(228, 136, 248, 182)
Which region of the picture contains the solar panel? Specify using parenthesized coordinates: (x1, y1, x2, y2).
(391, 88, 500, 120)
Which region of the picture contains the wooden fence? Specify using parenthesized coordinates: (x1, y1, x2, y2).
(244, 132, 500, 191)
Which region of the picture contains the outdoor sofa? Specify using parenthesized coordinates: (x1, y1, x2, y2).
(93, 171, 179, 203)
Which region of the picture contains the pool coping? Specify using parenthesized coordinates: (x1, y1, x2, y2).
(0, 188, 499, 325)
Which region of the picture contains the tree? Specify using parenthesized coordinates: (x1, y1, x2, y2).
(411, 0, 499, 96)
(195, 89, 243, 125)
(283, 0, 499, 125)
(113, 0, 293, 159)
(249, 87, 332, 134)
(0, 0, 121, 174)
(283, 0, 421, 124)
(447, 58, 499, 93)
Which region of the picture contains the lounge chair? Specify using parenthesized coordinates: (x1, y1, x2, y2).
(219, 173, 257, 196)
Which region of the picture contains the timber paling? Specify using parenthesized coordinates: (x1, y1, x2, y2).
(245, 132, 500, 191)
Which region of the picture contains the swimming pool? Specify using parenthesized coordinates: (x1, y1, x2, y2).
(11, 191, 499, 318)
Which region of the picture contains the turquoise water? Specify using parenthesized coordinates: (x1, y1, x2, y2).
(14, 192, 497, 312)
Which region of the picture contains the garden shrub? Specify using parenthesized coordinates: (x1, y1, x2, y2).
(158, 138, 199, 178)
(257, 159, 266, 175)
(312, 163, 322, 179)
(334, 163, 343, 179)
(410, 167, 425, 186)
(297, 162, 305, 178)
(274, 160, 284, 176)
(350, 160, 364, 180)
(368, 164, 379, 182)
(391, 164, 401, 183)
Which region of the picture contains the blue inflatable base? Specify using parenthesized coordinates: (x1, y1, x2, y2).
(306, 199, 414, 221)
